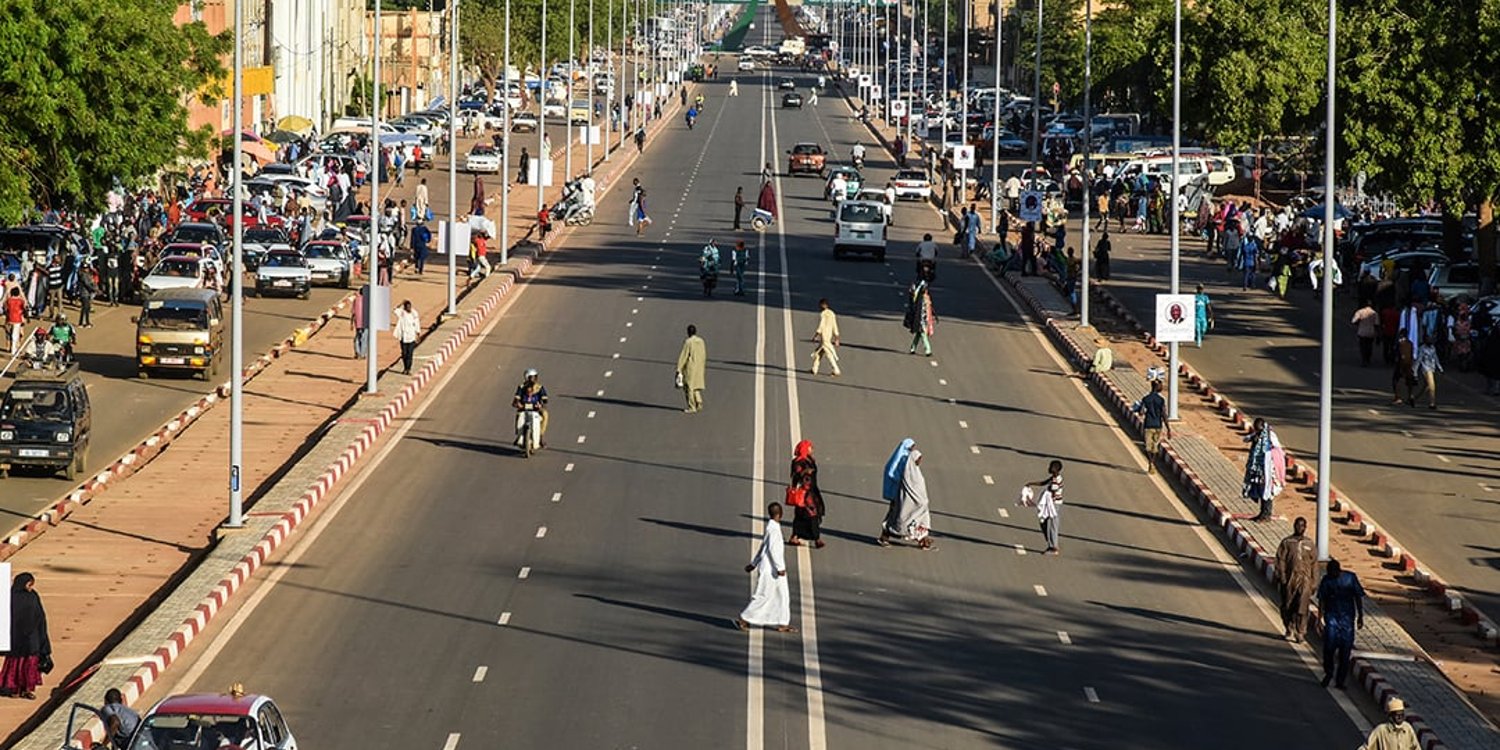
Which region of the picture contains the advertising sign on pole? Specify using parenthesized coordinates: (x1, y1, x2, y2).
(1154, 294, 1197, 343)
(1018, 190, 1044, 223)
(890, 100, 907, 117)
(952, 145, 975, 170)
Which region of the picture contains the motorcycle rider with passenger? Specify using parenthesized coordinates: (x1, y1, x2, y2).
(512, 368, 549, 451)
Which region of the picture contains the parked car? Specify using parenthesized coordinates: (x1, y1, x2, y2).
(786, 142, 827, 176)
(1359, 248, 1447, 282)
(75, 691, 299, 750)
(833, 200, 888, 261)
(301, 240, 355, 287)
(140, 256, 212, 297)
(891, 169, 932, 200)
(167, 221, 228, 251)
(254, 250, 313, 299)
(782, 92, 804, 109)
(0, 365, 91, 480)
(511, 111, 540, 132)
(465, 143, 503, 174)
(1428, 261, 1482, 301)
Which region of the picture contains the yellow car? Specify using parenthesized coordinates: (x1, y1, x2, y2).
(569, 101, 592, 125)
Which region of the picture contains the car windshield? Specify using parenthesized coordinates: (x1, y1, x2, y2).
(0, 387, 70, 421)
(470, 145, 497, 156)
(303, 245, 339, 259)
(792, 145, 821, 155)
(243, 229, 285, 244)
(896, 171, 926, 181)
(130, 714, 259, 750)
(172, 226, 218, 243)
(840, 204, 883, 223)
(261, 253, 304, 268)
(140, 302, 209, 330)
(152, 260, 199, 278)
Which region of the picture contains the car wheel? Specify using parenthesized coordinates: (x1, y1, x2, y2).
(876, 251, 887, 262)
(342, 273, 352, 289)
(137, 368, 149, 380)
(62, 454, 77, 482)
(299, 289, 310, 300)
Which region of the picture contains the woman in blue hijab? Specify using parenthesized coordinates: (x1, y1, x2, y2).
(879, 439, 915, 545)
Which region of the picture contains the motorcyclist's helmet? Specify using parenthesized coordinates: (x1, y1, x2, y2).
(524, 368, 539, 380)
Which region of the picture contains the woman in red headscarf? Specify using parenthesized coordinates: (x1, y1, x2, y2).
(787, 440, 826, 548)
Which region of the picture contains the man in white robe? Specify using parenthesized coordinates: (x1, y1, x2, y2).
(736, 503, 795, 632)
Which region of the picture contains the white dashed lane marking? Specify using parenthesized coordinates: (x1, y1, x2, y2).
(969, 446, 980, 455)
(959, 420, 969, 429)
(1436, 454, 1451, 463)
(497, 612, 512, 626)
(551, 492, 563, 502)
(576, 435, 587, 444)
(536, 526, 548, 539)
(604, 371, 614, 378)
(1034, 585, 1048, 597)
(1057, 631, 1072, 645)
(982, 475, 994, 485)
(1014, 544, 1027, 556)
(997, 508, 1009, 518)
(938, 378, 948, 386)
(587, 410, 597, 419)
(443, 733, 461, 750)
(472, 666, 488, 682)
(1084, 687, 1100, 704)
(620, 336, 628, 342)
(564, 463, 575, 472)
(518, 567, 531, 580)
(596, 389, 605, 397)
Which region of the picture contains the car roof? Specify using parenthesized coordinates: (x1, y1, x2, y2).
(156, 255, 204, 264)
(151, 693, 266, 717)
(841, 199, 884, 209)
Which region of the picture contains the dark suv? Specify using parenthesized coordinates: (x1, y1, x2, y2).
(0, 365, 91, 480)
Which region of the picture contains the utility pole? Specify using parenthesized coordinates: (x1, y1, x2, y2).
(1080, 0, 1092, 328)
(1168, 0, 1181, 419)
(446, 0, 458, 316)
(502, 0, 512, 264)
(1316, 0, 1337, 560)
(1028, 0, 1041, 185)
(368, 0, 382, 395)
(228, 0, 245, 528)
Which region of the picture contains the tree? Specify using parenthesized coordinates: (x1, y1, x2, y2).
(0, 0, 226, 221)
(1340, 0, 1499, 286)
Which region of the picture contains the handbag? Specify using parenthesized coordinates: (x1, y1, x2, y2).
(425, 207, 435, 222)
(674, 370, 684, 389)
(784, 485, 806, 508)
(39, 654, 53, 674)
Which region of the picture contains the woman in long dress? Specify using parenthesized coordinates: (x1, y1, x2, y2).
(1243, 418, 1284, 521)
(880, 448, 933, 549)
(879, 438, 914, 538)
(0, 572, 50, 699)
(787, 440, 826, 548)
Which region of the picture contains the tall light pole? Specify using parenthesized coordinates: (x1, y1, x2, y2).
(367, 0, 382, 395)
(1079, 0, 1092, 327)
(587, 0, 595, 168)
(1316, 0, 1336, 560)
(538, 0, 549, 214)
(567, 0, 576, 179)
(446, 0, 458, 317)
(921, 0, 929, 144)
(940, 0, 949, 154)
(1028, 0, 1041, 184)
(988, 0, 1001, 230)
(228, 0, 245, 528)
(605, 0, 613, 161)
(501, 0, 512, 264)
(959, 0, 969, 197)
(1167, 0, 1181, 419)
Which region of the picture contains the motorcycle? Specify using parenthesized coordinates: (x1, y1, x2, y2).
(685, 110, 697, 130)
(700, 242, 720, 297)
(547, 178, 595, 226)
(515, 408, 543, 458)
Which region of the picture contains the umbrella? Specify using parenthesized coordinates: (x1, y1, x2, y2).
(264, 130, 302, 145)
(220, 128, 262, 142)
(276, 115, 316, 135)
(239, 140, 276, 165)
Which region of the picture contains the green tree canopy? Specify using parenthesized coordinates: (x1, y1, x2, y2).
(0, 0, 226, 221)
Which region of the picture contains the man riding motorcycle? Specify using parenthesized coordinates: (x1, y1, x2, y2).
(512, 368, 549, 453)
(699, 240, 720, 297)
(851, 143, 866, 169)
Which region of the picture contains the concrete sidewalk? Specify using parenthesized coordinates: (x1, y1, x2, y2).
(3, 70, 697, 748)
(1003, 270, 1500, 750)
(842, 81, 1500, 749)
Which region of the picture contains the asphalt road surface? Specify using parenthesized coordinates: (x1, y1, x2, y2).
(1073, 209, 1500, 620)
(161, 17, 1370, 750)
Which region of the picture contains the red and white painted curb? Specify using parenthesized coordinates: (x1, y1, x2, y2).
(62, 90, 682, 745)
(0, 289, 364, 560)
(998, 269, 1453, 750)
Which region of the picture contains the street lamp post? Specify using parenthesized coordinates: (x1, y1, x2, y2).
(1168, 0, 1181, 419)
(228, 0, 245, 528)
(502, 0, 512, 264)
(959, 0, 969, 197)
(567, 0, 576, 179)
(941, 0, 949, 156)
(587, 0, 595, 169)
(1316, 0, 1337, 560)
(447, 0, 458, 316)
(989, 0, 1001, 231)
(539, 0, 549, 214)
(1080, 0, 1092, 328)
(367, 0, 382, 395)
(1028, 0, 1041, 184)
(605, 0, 613, 161)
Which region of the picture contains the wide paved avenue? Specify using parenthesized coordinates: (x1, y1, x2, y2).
(159, 24, 1368, 750)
